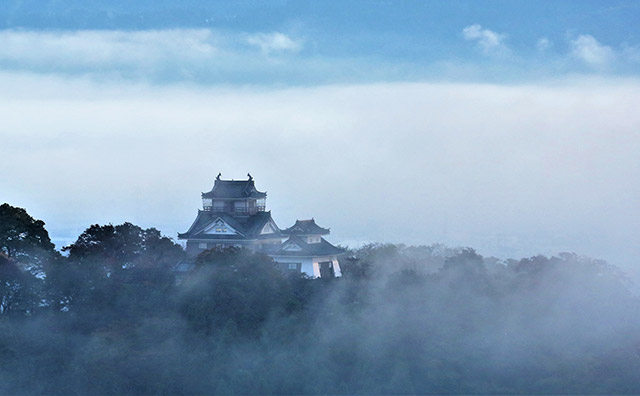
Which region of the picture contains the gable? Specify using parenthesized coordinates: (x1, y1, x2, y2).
(282, 241, 303, 251)
(260, 220, 278, 235)
(202, 218, 241, 235)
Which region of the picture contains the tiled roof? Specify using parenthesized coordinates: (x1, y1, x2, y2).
(282, 219, 330, 236)
(201, 177, 266, 199)
(178, 211, 280, 240)
(261, 235, 344, 257)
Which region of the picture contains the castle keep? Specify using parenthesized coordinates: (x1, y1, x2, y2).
(179, 174, 343, 277)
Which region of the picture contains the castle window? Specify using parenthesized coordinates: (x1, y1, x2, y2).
(198, 243, 207, 249)
(234, 201, 247, 213)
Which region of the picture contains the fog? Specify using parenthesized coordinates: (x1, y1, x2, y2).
(2, 236, 639, 394)
(1, 73, 639, 281)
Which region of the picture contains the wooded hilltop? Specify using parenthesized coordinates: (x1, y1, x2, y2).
(1, 203, 639, 395)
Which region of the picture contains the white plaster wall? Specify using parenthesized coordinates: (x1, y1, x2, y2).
(303, 258, 316, 277)
(270, 255, 342, 278)
(332, 258, 342, 277)
(312, 255, 342, 278)
(272, 256, 315, 277)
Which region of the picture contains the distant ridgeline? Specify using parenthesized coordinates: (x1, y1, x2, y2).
(178, 174, 344, 277)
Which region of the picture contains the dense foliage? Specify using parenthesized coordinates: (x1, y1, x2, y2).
(1, 203, 640, 394)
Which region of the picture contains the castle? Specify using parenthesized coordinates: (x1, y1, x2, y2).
(178, 174, 343, 277)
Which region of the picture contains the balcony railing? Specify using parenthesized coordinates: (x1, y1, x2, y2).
(203, 206, 266, 214)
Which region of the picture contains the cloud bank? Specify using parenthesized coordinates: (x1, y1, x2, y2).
(1, 28, 639, 85)
(1, 73, 639, 281)
(0, 29, 308, 83)
(0, 29, 217, 70)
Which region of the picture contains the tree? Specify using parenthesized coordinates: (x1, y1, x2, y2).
(0, 252, 38, 315)
(62, 222, 184, 271)
(181, 247, 295, 336)
(0, 204, 55, 314)
(50, 222, 184, 314)
(0, 203, 56, 268)
(339, 243, 399, 279)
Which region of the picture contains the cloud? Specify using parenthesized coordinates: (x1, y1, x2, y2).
(0, 29, 309, 83)
(537, 37, 552, 52)
(0, 29, 217, 71)
(462, 24, 507, 54)
(246, 32, 302, 55)
(622, 44, 640, 63)
(570, 34, 616, 68)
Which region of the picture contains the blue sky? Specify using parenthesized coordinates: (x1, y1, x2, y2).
(1, 1, 640, 280)
(1, 1, 640, 84)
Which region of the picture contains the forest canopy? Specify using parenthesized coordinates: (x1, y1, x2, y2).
(1, 203, 639, 395)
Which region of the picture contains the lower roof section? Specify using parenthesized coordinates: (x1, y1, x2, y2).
(178, 210, 280, 240)
(259, 235, 345, 257)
